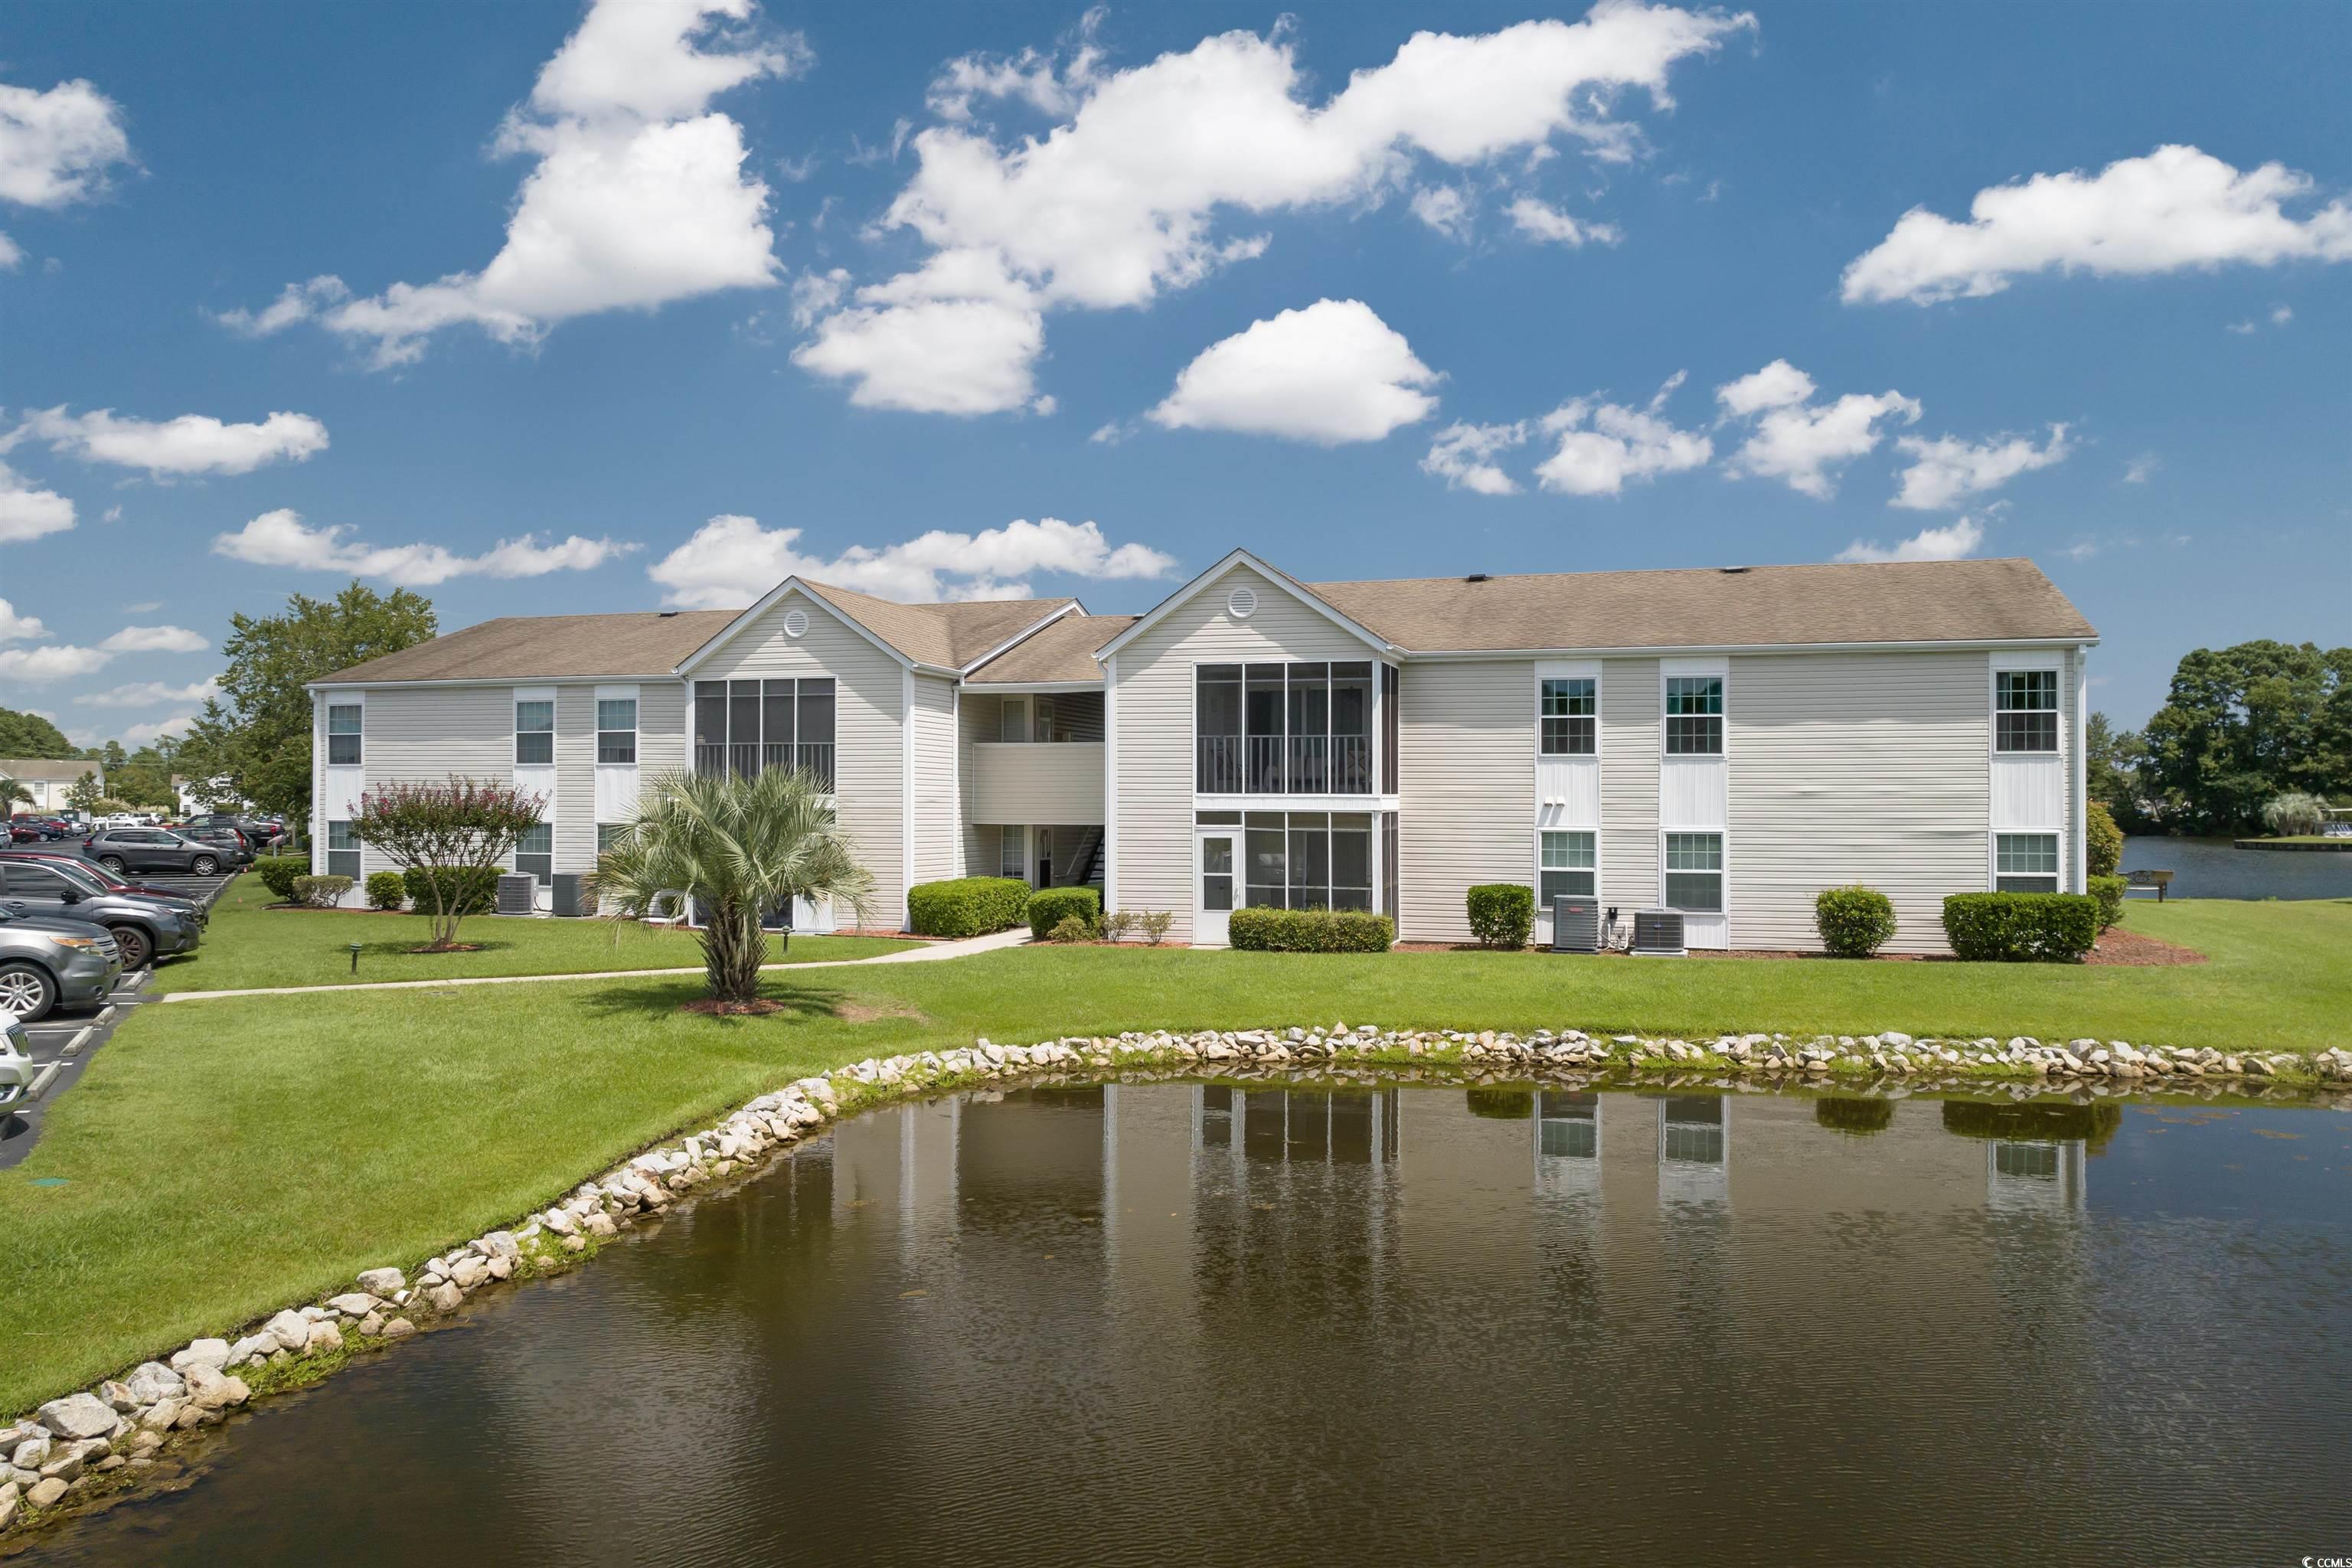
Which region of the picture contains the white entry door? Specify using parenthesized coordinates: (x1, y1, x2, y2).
(1197, 833, 1236, 946)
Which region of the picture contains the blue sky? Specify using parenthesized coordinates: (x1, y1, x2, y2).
(2, 0, 2346, 750)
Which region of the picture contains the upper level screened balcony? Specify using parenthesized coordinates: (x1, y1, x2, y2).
(1195, 661, 1394, 796)
(693, 677, 836, 792)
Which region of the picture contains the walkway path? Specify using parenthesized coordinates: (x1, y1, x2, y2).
(159, 926, 1032, 1004)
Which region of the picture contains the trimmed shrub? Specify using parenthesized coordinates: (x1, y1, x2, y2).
(1941, 1098, 2122, 1152)
(1227, 906, 1395, 952)
(1465, 884, 1534, 949)
(1814, 886, 1897, 958)
(253, 854, 309, 901)
(1138, 910, 1174, 946)
(2088, 874, 2127, 931)
(364, 871, 408, 911)
(289, 874, 354, 910)
(1047, 914, 1096, 944)
(907, 876, 1031, 939)
(1941, 892, 2099, 962)
(401, 864, 501, 920)
(1027, 886, 1101, 940)
(2086, 800, 2123, 877)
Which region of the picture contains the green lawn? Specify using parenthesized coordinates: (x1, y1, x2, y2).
(149, 872, 918, 993)
(4, 897, 2344, 1414)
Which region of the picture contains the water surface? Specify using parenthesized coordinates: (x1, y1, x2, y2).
(2122, 834, 2352, 900)
(32, 1080, 2352, 1566)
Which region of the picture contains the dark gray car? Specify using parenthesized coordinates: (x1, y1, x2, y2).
(0, 907, 122, 1021)
(0, 858, 203, 970)
(82, 828, 224, 877)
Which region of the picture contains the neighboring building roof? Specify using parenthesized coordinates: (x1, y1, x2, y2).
(1304, 558, 2096, 652)
(0, 758, 98, 786)
(314, 611, 738, 684)
(799, 583, 1076, 669)
(965, 614, 1137, 684)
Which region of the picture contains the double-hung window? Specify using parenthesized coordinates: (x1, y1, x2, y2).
(514, 823, 553, 884)
(1664, 677, 1723, 755)
(999, 825, 1026, 880)
(1539, 831, 1596, 905)
(1995, 833, 2060, 893)
(596, 697, 638, 764)
(596, 824, 626, 855)
(1664, 832, 1723, 912)
(1540, 678, 1596, 755)
(1995, 670, 2059, 753)
(514, 698, 555, 766)
(325, 820, 361, 881)
(326, 703, 363, 766)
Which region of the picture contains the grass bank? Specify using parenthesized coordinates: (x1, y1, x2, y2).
(5, 899, 2344, 1413)
(149, 872, 917, 994)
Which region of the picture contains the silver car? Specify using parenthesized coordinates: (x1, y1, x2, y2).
(0, 1011, 32, 1117)
(0, 907, 123, 1021)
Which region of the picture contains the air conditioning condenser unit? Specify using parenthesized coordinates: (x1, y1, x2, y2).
(1550, 897, 1600, 953)
(495, 874, 537, 916)
(1632, 909, 1686, 957)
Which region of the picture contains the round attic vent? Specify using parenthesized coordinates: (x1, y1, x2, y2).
(1227, 585, 1257, 619)
(782, 608, 809, 638)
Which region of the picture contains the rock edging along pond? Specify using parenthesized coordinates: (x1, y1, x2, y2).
(8, 1024, 2351, 1537)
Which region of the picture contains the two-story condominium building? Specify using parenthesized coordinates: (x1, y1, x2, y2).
(309, 550, 2096, 952)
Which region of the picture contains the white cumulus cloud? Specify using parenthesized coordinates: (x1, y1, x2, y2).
(1507, 195, 1622, 247)
(1535, 387, 1710, 495)
(1843, 144, 2352, 305)
(231, 0, 805, 366)
(0, 643, 112, 683)
(0, 231, 21, 269)
(0, 596, 50, 642)
(1421, 420, 1531, 495)
(1148, 299, 1441, 445)
(10, 406, 328, 476)
(647, 513, 1177, 609)
(799, 5, 1751, 413)
(77, 677, 222, 709)
(100, 625, 207, 655)
(1890, 423, 2070, 510)
(0, 78, 132, 207)
(792, 250, 1048, 414)
(121, 714, 197, 747)
(0, 459, 75, 542)
(1835, 514, 1987, 564)
(211, 508, 636, 587)
(1715, 359, 1919, 498)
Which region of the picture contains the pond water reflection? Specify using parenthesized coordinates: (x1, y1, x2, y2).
(36, 1080, 2352, 1567)
(2122, 835, 2352, 899)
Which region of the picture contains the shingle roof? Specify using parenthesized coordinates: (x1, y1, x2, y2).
(800, 583, 1076, 668)
(1304, 558, 2095, 652)
(314, 611, 738, 684)
(965, 614, 1136, 684)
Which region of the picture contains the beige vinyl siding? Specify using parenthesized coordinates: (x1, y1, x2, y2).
(1112, 562, 1382, 942)
(555, 686, 596, 873)
(636, 680, 688, 779)
(351, 684, 514, 884)
(1727, 650, 1989, 954)
(1396, 660, 1534, 943)
(1600, 657, 1660, 912)
(910, 673, 959, 884)
(693, 586, 907, 928)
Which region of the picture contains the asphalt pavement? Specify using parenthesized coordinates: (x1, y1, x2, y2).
(0, 864, 240, 1168)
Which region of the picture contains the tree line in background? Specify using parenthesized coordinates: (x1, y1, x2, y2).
(2090, 640, 2352, 836)
(1, 582, 438, 824)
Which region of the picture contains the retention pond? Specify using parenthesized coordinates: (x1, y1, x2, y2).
(28, 1077, 2352, 1566)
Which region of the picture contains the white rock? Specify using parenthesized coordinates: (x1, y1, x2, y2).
(228, 1334, 274, 1367)
(357, 1266, 406, 1295)
(122, 1363, 185, 1405)
(475, 1230, 521, 1263)
(303, 1321, 344, 1354)
(36, 1393, 117, 1441)
(450, 1256, 489, 1289)
(182, 1364, 237, 1411)
(169, 1339, 232, 1376)
(264, 1309, 311, 1353)
(326, 1293, 379, 1317)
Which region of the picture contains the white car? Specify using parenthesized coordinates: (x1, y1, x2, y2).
(0, 1010, 32, 1117)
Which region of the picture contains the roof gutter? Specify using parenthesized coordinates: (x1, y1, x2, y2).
(1395, 635, 2098, 661)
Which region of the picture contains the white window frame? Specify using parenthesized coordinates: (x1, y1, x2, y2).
(1661, 830, 1726, 914)
(325, 701, 364, 766)
(1994, 831, 2061, 894)
(514, 822, 554, 884)
(1992, 666, 2062, 755)
(1661, 673, 1725, 757)
(325, 819, 361, 881)
(514, 694, 556, 767)
(999, 824, 1027, 881)
(1537, 829, 1597, 906)
(596, 694, 638, 765)
(1538, 676, 1596, 756)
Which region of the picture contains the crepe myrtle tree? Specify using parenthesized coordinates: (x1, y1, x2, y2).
(350, 776, 545, 950)
(592, 766, 872, 1008)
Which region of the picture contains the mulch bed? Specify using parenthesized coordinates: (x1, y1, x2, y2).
(2084, 926, 2207, 966)
(406, 943, 486, 954)
(681, 998, 788, 1016)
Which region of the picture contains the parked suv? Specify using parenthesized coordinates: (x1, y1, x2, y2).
(80, 828, 224, 877)
(182, 812, 284, 851)
(173, 823, 253, 866)
(0, 858, 203, 969)
(0, 906, 122, 1021)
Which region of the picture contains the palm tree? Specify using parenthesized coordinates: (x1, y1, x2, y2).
(593, 766, 873, 1008)
(0, 778, 34, 811)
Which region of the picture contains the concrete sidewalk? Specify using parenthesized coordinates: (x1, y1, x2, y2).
(159, 925, 1031, 1003)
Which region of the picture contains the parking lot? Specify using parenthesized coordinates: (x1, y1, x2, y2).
(1, 864, 240, 1168)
